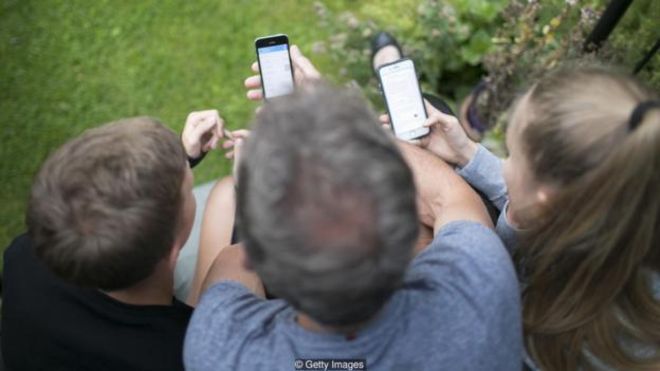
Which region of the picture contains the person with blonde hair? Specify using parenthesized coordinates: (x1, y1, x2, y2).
(410, 67, 660, 370)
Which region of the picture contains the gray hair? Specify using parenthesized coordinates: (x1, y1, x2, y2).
(237, 84, 418, 326)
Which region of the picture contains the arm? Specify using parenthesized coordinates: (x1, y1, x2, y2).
(186, 176, 236, 306)
(456, 144, 508, 211)
(200, 244, 265, 300)
(388, 102, 509, 211)
(187, 130, 251, 306)
(397, 141, 493, 235)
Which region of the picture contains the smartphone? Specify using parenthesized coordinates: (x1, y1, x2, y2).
(378, 58, 429, 141)
(255, 34, 295, 99)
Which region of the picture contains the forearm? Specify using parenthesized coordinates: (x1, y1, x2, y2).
(430, 181, 493, 234)
(397, 142, 493, 233)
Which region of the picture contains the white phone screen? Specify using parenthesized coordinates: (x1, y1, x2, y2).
(258, 44, 294, 99)
(380, 60, 427, 137)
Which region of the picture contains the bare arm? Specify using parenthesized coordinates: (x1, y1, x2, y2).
(397, 141, 493, 234)
(186, 176, 236, 306)
(200, 244, 265, 300)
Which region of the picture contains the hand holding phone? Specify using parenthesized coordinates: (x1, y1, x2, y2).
(378, 58, 429, 141)
(246, 43, 321, 101)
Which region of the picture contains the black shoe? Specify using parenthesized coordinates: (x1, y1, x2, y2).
(370, 32, 403, 74)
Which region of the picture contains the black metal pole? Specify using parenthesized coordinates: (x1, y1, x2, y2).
(583, 0, 634, 52)
(633, 37, 660, 74)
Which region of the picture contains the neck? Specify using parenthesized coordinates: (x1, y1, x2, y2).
(104, 264, 174, 306)
(297, 312, 367, 335)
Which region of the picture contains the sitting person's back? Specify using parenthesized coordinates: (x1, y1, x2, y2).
(2, 234, 192, 370)
(184, 86, 523, 371)
(2, 118, 197, 370)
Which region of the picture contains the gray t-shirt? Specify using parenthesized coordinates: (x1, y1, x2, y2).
(184, 221, 522, 371)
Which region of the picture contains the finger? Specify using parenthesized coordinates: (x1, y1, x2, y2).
(244, 75, 261, 89)
(251, 61, 259, 73)
(290, 45, 320, 79)
(423, 112, 456, 130)
(408, 139, 422, 146)
(210, 135, 220, 150)
(192, 115, 219, 140)
(423, 99, 439, 115)
(202, 138, 217, 152)
(184, 111, 204, 131)
(211, 110, 224, 139)
(247, 89, 263, 101)
(422, 116, 439, 128)
(231, 129, 250, 137)
(225, 150, 234, 159)
(233, 138, 244, 163)
(222, 140, 235, 149)
(379, 114, 390, 124)
(202, 142, 213, 152)
(381, 123, 392, 131)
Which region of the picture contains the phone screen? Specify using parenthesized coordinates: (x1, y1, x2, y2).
(257, 43, 294, 99)
(379, 59, 428, 140)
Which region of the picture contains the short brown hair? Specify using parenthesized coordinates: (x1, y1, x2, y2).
(27, 117, 188, 290)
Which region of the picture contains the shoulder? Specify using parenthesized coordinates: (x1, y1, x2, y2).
(402, 222, 523, 367)
(410, 221, 517, 289)
(405, 220, 521, 332)
(184, 281, 288, 370)
(4, 233, 31, 261)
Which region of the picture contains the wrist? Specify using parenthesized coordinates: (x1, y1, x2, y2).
(456, 141, 478, 168)
(187, 150, 207, 168)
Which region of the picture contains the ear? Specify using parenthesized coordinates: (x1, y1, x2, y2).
(167, 242, 183, 270)
(535, 185, 554, 206)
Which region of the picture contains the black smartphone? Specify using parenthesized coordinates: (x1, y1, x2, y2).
(378, 58, 429, 141)
(255, 34, 295, 100)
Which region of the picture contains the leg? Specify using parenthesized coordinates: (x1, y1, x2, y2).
(186, 176, 236, 306)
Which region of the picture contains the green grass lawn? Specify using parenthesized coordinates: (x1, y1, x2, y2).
(0, 0, 385, 262)
(0, 0, 425, 266)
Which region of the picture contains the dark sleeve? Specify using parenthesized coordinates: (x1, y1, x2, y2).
(187, 151, 207, 169)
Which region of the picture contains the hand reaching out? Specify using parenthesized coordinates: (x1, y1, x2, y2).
(181, 110, 225, 159)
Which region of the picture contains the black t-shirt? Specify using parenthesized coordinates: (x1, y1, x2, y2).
(1, 234, 193, 371)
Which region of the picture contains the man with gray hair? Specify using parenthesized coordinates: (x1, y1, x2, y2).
(184, 84, 522, 370)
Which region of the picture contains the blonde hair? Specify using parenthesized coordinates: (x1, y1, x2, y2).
(518, 68, 660, 370)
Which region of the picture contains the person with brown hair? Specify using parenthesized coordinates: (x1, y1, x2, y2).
(411, 67, 660, 370)
(1, 111, 226, 371)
